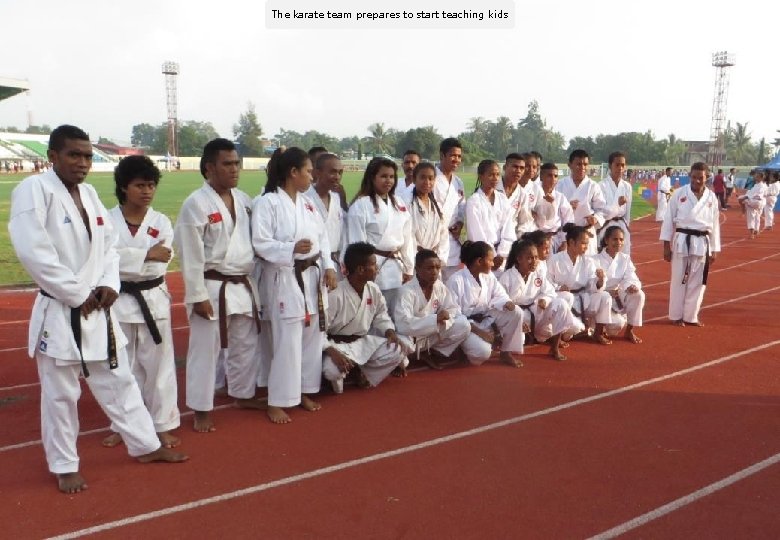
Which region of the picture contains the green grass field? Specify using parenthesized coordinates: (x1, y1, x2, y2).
(0, 170, 654, 286)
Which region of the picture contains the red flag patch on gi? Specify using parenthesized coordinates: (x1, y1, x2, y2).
(96, 216, 104, 226)
(458, 189, 464, 197)
(432, 299, 440, 311)
(398, 205, 407, 212)
(680, 197, 687, 203)
(305, 202, 315, 213)
(366, 298, 372, 306)
(534, 278, 543, 287)
(512, 201, 520, 209)
(279, 302, 285, 314)
(208, 212, 223, 224)
(147, 227, 160, 238)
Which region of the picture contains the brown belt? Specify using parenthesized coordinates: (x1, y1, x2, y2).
(294, 255, 326, 331)
(203, 270, 261, 349)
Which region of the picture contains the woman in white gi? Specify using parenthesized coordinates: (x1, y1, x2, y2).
(465, 160, 516, 274)
(598, 152, 633, 253)
(401, 162, 448, 257)
(660, 162, 721, 326)
(346, 157, 414, 310)
(764, 172, 779, 231)
(594, 226, 645, 344)
(532, 163, 573, 252)
(445, 241, 525, 367)
(547, 224, 614, 344)
(103, 156, 180, 449)
(394, 249, 471, 370)
(500, 239, 581, 361)
(738, 169, 767, 238)
(253, 147, 337, 424)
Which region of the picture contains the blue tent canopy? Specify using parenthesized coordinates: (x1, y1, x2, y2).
(760, 153, 780, 170)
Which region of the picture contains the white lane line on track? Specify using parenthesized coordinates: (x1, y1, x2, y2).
(644, 285, 780, 323)
(42, 339, 780, 540)
(644, 251, 780, 289)
(588, 451, 780, 540)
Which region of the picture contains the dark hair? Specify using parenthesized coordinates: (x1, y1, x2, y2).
(415, 248, 439, 269)
(477, 159, 498, 176)
(308, 146, 328, 159)
(665, 167, 673, 173)
(49, 124, 90, 152)
(460, 240, 493, 266)
(315, 152, 340, 170)
(355, 157, 400, 212)
(505, 152, 524, 163)
(411, 162, 442, 219)
(403, 149, 421, 159)
(598, 225, 624, 252)
(568, 149, 590, 163)
(200, 138, 236, 179)
(521, 229, 552, 248)
(439, 137, 462, 156)
(114, 155, 161, 204)
(343, 242, 375, 274)
(540, 162, 558, 172)
(506, 239, 536, 272)
(530, 150, 543, 162)
(265, 146, 310, 194)
(690, 162, 709, 174)
(608, 151, 626, 165)
(562, 222, 592, 244)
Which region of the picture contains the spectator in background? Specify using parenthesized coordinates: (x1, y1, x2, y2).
(725, 167, 736, 208)
(712, 168, 726, 210)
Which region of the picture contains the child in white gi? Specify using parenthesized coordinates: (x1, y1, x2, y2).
(598, 152, 633, 253)
(739, 169, 767, 238)
(763, 172, 779, 230)
(401, 162, 449, 257)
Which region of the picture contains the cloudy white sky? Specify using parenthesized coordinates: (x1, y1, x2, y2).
(0, 0, 776, 148)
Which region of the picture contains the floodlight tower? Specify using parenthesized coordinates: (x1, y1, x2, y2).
(707, 51, 735, 167)
(161, 61, 180, 158)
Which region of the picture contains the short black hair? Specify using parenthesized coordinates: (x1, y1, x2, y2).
(308, 146, 328, 159)
(49, 125, 90, 152)
(439, 137, 462, 156)
(343, 242, 376, 274)
(568, 149, 590, 163)
(608, 151, 626, 165)
(315, 152, 340, 170)
(540, 162, 558, 172)
(200, 138, 236, 179)
(114, 155, 161, 204)
(415, 249, 439, 269)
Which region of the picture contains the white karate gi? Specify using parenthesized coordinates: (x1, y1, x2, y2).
(497, 180, 538, 237)
(305, 185, 344, 273)
(445, 268, 524, 364)
(109, 206, 179, 432)
(498, 267, 582, 342)
(346, 195, 414, 310)
(741, 182, 767, 231)
(9, 170, 160, 474)
(433, 167, 466, 279)
(598, 177, 633, 253)
(532, 191, 574, 252)
(465, 188, 516, 260)
(556, 176, 606, 254)
(401, 192, 449, 256)
(394, 277, 471, 358)
(547, 251, 613, 328)
(656, 174, 672, 221)
(253, 189, 333, 408)
(593, 250, 646, 336)
(659, 185, 721, 324)
(174, 182, 259, 412)
(322, 280, 412, 393)
(764, 182, 779, 229)
(396, 179, 415, 202)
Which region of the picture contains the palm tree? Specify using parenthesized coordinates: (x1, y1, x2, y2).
(731, 122, 752, 165)
(367, 122, 390, 155)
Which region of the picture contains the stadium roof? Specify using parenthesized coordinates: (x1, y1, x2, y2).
(0, 77, 30, 102)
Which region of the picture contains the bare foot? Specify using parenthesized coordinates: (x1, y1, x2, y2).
(684, 320, 704, 327)
(137, 446, 188, 463)
(355, 369, 371, 388)
(392, 365, 408, 377)
(592, 333, 612, 345)
(214, 386, 228, 397)
(102, 432, 123, 448)
(551, 348, 567, 362)
(625, 329, 643, 344)
(672, 319, 685, 327)
(267, 405, 291, 424)
(193, 411, 216, 433)
(500, 351, 523, 368)
(300, 394, 321, 412)
(57, 472, 88, 494)
(420, 352, 443, 371)
(157, 431, 180, 449)
(559, 340, 570, 349)
(235, 397, 267, 410)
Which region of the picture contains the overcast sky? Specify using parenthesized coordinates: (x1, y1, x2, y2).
(0, 0, 776, 149)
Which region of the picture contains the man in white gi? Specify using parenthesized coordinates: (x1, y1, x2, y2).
(322, 242, 412, 393)
(397, 150, 421, 201)
(174, 138, 263, 433)
(496, 153, 535, 237)
(598, 151, 633, 253)
(306, 153, 345, 276)
(556, 149, 606, 255)
(9, 125, 187, 494)
(532, 163, 574, 252)
(656, 167, 673, 221)
(660, 162, 721, 326)
(394, 249, 471, 370)
(434, 138, 466, 281)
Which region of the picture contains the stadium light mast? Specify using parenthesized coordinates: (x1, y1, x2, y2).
(707, 51, 735, 167)
(161, 61, 180, 159)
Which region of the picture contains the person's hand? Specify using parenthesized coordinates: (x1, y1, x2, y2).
(449, 222, 463, 239)
(663, 243, 672, 263)
(385, 329, 400, 350)
(544, 193, 554, 203)
(537, 298, 547, 310)
(436, 310, 451, 324)
(618, 195, 627, 206)
(294, 239, 313, 254)
(328, 347, 353, 373)
(324, 268, 337, 290)
(709, 252, 717, 266)
(79, 291, 100, 318)
(95, 286, 118, 309)
(402, 273, 413, 284)
(559, 284, 570, 292)
(585, 215, 597, 227)
(146, 241, 172, 263)
(504, 301, 515, 311)
(570, 199, 579, 210)
(193, 300, 214, 320)
(595, 268, 606, 280)
(475, 326, 495, 344)
(493, 256, 504, 271)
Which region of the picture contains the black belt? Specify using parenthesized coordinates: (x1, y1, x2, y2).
(517, 303, 536, 334)
(203, 270, 261, 349)
(568, 287, 586, 324)
(676, 228, 710, 285)
(328, 334, 361, 344)
(293, 255, 325, 331)
(467, 313, 489, 323)
(120, 276, 165, 345)
(39, 289, 117, 377)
